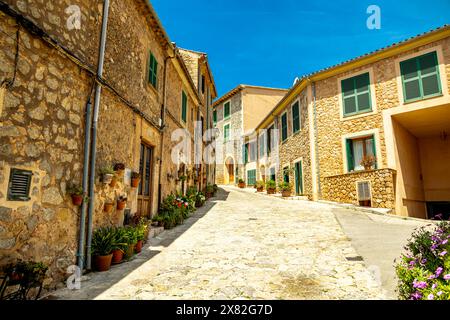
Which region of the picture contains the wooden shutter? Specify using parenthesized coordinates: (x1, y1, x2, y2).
(181, 91, 187, 122)
(346, 139, 354, 172)
(7, 168, 33, 201)
(292, 102, 300, 133)
(281, 113, 288, 141)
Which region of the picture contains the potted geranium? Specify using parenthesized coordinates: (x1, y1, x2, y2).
(67, 184, 83, 206)
(91, 227, 114, 272)
(117, 195, 127, 210)
(100, 166, 115, 184)
(266, 180, 276, 195)
(280, 182, 292, 197)
(256, 181, 264, 193)
(238, 178, 245, 189)
(131, 172, 141, 188)
(361, 155, 376, 171)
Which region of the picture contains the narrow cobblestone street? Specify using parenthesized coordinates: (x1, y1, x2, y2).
(47, 186, 423, 300)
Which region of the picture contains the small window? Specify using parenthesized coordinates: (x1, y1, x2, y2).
(247, 169, 256, 186)
(148, 52, 158, 89)
(357, 181, 371, 207)
(201, 75, 205, 94)
(267, 125, 275, 155)
(292, 101, 301, 133)
(270, 167, 276, 182)
(243, 143, 249, 164)
(281, 113, 288, 142)
(213, 110, 217, 125)
(224, 124, 230, 142)
(7, 168, 33, 201)
(400, 51, 441, 102)
(346, 135, 377, 172)
(224, 102, 231, 119)
(283, 166, 290, 183)
(181, 91, 188, 123)
(341, 72, 372, 117)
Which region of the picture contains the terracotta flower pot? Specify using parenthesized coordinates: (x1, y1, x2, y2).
(238, 182, 245, 189)
(267, 188, 276, 195)
(257, 187, 264, 193)
(71, 194, 83, 206)
(117, 200, 126, 210)
(282, 190, 291, 198)
(109, 178, 117, 188)
(104, 203, 113, 213)
(94, 254, 113, 272)
(112, 249, 124, 264)
(135, 240, 143, 253)
(131, 178, 140, 188)
(125, 244, 136, 259)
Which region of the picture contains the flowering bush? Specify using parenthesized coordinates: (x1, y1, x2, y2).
(395, 220, 450, 300)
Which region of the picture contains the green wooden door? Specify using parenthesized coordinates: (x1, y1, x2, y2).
(295, 161, 303, 195)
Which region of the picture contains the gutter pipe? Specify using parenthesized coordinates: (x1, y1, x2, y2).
(86, 0, 110, 270)
(311, 81, 322, 197)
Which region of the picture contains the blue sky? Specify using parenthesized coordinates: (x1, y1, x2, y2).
(151, 0, 450, 97)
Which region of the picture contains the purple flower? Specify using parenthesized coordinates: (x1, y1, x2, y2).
(436, 267, 444, 277)
(428, 274, 436, 280)
(411, 292, 422, 300)
(437, 291, 443, 296)
(439, 251, 447, 256)
(428, 294, 435, 300)
(413, 280, 428, 289)
(431, 244, 438, 250)
(421, 259, 427, 264)
(444, 274, 450, 280)
(442, 239, 448, 245)
(409, 260, 416, 266)
(432, 283, 437, 289)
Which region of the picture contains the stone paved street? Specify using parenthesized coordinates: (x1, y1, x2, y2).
(49, 186, 405, 300)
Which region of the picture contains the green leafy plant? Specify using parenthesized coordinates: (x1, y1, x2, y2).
(67, 184, 83, 196)
(136, 218, 149, 241)
(100, 166, 115, 175)
(279, 182, 292, 192)
(256, 180, 265, 189)
(266, 180, 276, 190)
(124, 226, 138, 245)
(91, 227, 115, 256)
(206, 184, 214, 194)
(238, 178, 245, 184)
(395, 220, 450, 300)
(111, 227, 129, 252)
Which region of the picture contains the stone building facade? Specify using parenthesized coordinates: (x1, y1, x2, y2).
(212, 85, 287, 185)
(0, 0, 215, 288)
(253, 25, 450, 219)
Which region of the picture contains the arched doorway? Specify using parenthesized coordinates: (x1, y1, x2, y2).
(225, 157, 235, 185)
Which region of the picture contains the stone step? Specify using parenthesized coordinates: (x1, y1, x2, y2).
(148, 226, 164, 239)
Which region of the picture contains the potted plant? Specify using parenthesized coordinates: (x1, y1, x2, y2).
(135, 220, 148, 253)
(67, 184, 83, 206)
(256, 180, 265, 193)
(91, 227, 114, 272)
(104, 200, 114, 213)
(195, 192, 206, 208)
(238, 178, 245, 189)
(111, 227, 128, 264)
(109, 174, 118, 188)
(117, 195, 127, 210)
(361, 155, 376, 171)
(280, 182, 292, 197)
(124, 226, 138, 259)
(266, 180, 277, 195)
(205, 184, 214, 198)
(131, 172, 141, 188)
(100, 166, 115, 184)
(114, 163, 126, 177)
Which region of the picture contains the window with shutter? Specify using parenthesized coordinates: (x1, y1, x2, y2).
(341, 72, 372, 117)
(223, 124, 230, 142)
(283, 166, 290, 183)
(181, 91, 188, 123)
(292, 102, 301, 133)
(346, 135, 377, 172)
(247, 170, 256, 186)
(400, 51, 441, 102)
(148, 52, 158, 89)
(281, 113, 288, 141)
(7, 168, 33, 201)
(224, 102, 231, 119)
(213, 110, 217, 125)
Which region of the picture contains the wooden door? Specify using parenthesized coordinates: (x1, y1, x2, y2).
(137, 143, 153, 218)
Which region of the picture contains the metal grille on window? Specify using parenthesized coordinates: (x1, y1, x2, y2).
(7, 168, 33, 201)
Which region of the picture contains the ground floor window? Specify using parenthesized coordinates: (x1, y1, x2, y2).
(283, 166, 290, 183)
(346, 135, 376, 172)
(247, 169, 256, 186)
(270, 167, 276, 182)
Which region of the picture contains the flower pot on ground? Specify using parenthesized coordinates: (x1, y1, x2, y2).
(111, 249, 123, 264)
(280, 182, 293, 197)
(124, 226, 138, 259)
(135, 240, 143, 253)
(131, 171, 141, 188)
(91, 227, 115, 272)
(256, 181, 265, 193)
(100, 166, 115, 184)
(111, 227, 128, 264)
(135, 218, 148, 253)
(238, 179, 245, 189)
(67, 184, 84, 206)
(266, 180, 277, 195)
(205, 184, 214, 198)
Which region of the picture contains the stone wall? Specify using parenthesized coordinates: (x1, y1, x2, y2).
(322, 169, 396, 210)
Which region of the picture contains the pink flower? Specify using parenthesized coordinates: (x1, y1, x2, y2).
(427, 294, 434, 300)
(444, 274, 450, 281)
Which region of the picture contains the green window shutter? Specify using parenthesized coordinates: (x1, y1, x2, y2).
(292, 102, 300, 133)
(342, 73, 371, 116)
(224, 102, 230, 119)
(281, 113, 288, 141)
(213, 110, 217, 124)
(243, 143, 248, 164)
(247, 170, 256, 186)
(148, 53, 158, 88)
(181, 91, 187, 123)
(371, 135, 377, 169)
(346, 139, 354, 172)
(401, 51, 441, 102)
(224, 124, 230, 141)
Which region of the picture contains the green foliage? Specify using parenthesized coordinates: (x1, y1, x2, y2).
(256, 180, 265, 189)
(395, 221, 450, 300)
(279, 182, 292, 192)
(206, 184, 214, 194)
(135, 218, 149, 241)
(67, 184, 83, 196)
(124, 226, 138, 245)
(111, 227, 129, 252)
(238, 178, 245, 184)
(91, 227, 115, 256)
(100, 166, 115, 175)
(3, 260, 48, 283)
(266, 180, 276, 190)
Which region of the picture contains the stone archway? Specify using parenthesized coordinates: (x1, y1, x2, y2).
(224, 157, 235, 185)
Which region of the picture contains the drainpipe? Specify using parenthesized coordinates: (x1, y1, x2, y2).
(86, 0, 110, 270)
(311, 81, 322, 197)
(158, 49, 176, 212)
(76, 99, 92, 271)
